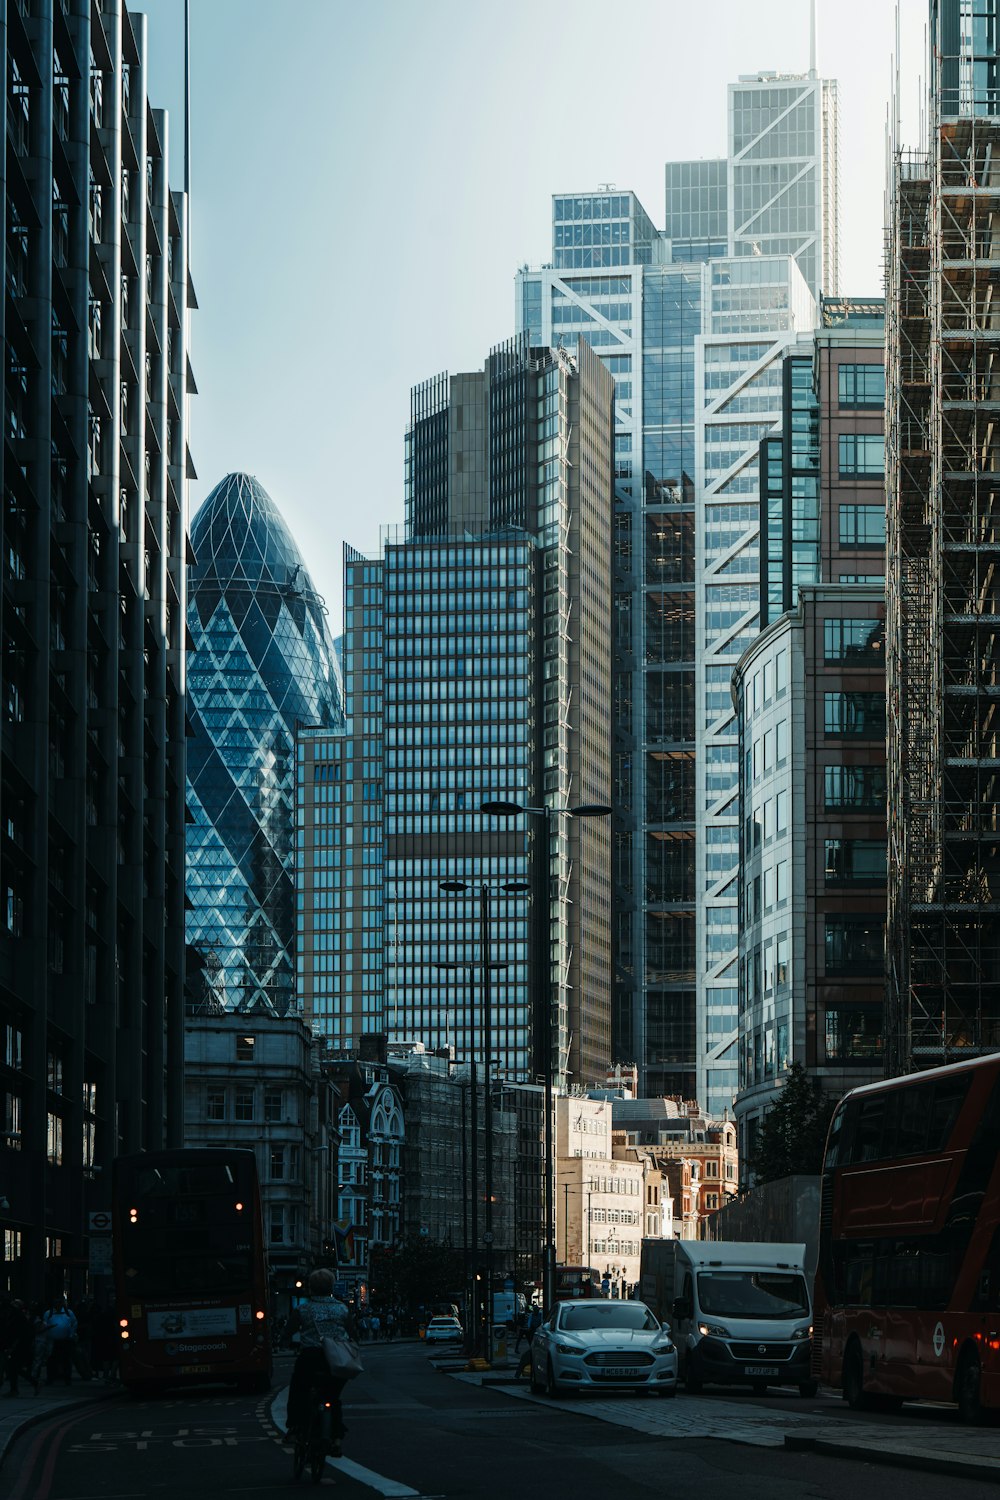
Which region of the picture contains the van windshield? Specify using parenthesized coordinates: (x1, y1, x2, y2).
(696, 1270, 809, 1320)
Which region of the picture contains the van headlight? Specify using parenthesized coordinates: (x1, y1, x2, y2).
(790, 1326, 812, 1341)
(698, 1323, 730, 1338)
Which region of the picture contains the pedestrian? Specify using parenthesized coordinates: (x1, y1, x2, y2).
(385, 1309, 396, 1341)
(44, 1299, 78, 1385)
(28, 1306, 50, 1390)
(1, 1299, 35, 1396)
(370, 1313, 381, 1341)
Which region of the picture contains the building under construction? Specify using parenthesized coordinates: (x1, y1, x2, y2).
(886, 1, 1000, 1074)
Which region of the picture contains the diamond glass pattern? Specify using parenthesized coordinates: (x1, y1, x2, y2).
(186, 473, 343, 1014)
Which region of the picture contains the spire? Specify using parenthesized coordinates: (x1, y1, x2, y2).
(809, 0, 818, 77)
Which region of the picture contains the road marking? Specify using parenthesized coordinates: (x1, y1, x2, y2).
(270, 1387, 421, 1495)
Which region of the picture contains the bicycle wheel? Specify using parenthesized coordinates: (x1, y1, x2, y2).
(309, 1443, 325, 1484)
(291, 1431, 307, 1481)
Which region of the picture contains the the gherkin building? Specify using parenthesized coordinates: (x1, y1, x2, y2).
(186, 473, 343, 1014)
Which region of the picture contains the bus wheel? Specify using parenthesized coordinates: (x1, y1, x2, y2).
(842, 1343, 868, 1411)
(956, 1350, 984, 1425)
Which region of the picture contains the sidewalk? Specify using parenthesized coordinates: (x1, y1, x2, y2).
(451, 1368, 1000, 1486)
(0, 1378, 121, 1470)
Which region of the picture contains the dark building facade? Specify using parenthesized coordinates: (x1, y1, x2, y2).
(887, 0, 1000, 1071)
(0, 2, 193, 1298)
(186, 473, 343, 1016)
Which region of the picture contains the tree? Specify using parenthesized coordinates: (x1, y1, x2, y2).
(369, 1237, 464, 1314)
(750, 1063, 837, 1184)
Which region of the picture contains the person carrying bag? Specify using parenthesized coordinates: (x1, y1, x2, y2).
(286, 1270, 359, 1454)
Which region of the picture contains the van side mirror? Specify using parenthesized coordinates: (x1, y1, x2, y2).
(673, 1297, 692, 1321)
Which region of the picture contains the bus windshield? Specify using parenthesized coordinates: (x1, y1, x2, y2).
(119, 1244, 255, 1299)
(697, 1270, 809, 1320)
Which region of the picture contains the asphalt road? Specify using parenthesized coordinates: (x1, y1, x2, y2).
(6, 1344, 999, 1499)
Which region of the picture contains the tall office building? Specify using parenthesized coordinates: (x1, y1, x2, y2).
(517, 63, 837, 1114)
(886, 0, 1000, 1072)
(298, 336, 614, 1092)
(0, 4, 193, 1299)
(187, 474, 343, 1016)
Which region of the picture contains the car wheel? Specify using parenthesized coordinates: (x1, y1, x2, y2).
(798, 1379, 819, 1398)
(529, 1355, 544, 1395)
(957, 1349, 984, 1425)
(545, 1358, 563, 1400)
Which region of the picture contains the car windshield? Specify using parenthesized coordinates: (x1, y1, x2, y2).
(696, 1271, 809, 1320)
(560, 1303, 659, 1333)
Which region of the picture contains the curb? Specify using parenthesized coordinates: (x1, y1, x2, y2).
(0, 1386, 121, 1472)
(784, 1433, 1000, 1484)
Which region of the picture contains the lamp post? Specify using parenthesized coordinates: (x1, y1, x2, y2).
(480, 799, 612, 1316)
(438, 879, 524, 1361)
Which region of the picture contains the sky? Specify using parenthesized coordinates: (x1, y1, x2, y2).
(136, 0, 927, 630)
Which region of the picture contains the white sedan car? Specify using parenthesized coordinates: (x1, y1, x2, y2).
(424, 1315, 464, 1344)
(530, 1298, 677, 1398)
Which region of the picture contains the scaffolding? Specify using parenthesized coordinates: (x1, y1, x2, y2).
(887, 62, 1000, 1072)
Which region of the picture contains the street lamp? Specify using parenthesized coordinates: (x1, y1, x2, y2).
(480, 799, 612, 1315)
(438, 878, 524, 1361)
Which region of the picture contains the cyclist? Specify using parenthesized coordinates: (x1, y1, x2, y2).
(285, 1269, 356, 1453)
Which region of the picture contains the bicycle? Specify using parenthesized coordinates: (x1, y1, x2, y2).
(291, 1379, 343, 1484)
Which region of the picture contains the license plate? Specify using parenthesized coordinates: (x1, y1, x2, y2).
(744, 1365, 775, 1376)
(599, 1367, 642, 1377)
(179, 1364, 212, 1375)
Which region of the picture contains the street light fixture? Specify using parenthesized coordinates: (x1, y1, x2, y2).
(437, 878, 524, 1361)
(480, 798, 612, 1315)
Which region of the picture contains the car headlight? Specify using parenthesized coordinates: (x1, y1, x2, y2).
(790, 1326, 813, 1341)
(652, 1337, 675, 1353)
(698, 1322, 731, 1338)
(556, 1342, 582, 1355)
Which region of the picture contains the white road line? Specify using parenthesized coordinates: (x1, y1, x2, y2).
(270, 1387, 422, 1496)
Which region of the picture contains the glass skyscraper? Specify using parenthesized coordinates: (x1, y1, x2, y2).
(187, 473, 343, 1015)
(517, 64, 836, 1117)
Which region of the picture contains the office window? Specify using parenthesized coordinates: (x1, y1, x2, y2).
(264, 1088, 283, 1122)
(823, 691, 886, 737)
(207, 1089, 225, 1121)
(269, 1147, 285, 1180)
(824, 765, 887, 809)
(825, 916, 884, 976)
(825, 1005, 882, 1061)
(47, 1111, 64, 1165)
(838, 434, 884, 476)
(839, 505, 885, 547)
(234, 1089, 254, 1122)
(824, 618, 884, 663)
(236, 1034, 255, 1061)
(838, 363, 885, 408)
(825, 839, 887, 886)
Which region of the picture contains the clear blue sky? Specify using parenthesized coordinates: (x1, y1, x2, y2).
(137, 0, 925, 628)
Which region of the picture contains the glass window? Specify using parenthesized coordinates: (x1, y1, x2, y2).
(825, 1005, 883, 1061)
(207, 1089, 225, 1121)
(824, 839, 888, 886)
(839, 505, 885, 548)
(824, 691, 886, 737)
(824, 765, 887, 809)
(264, 1089, 283, 1123)
(234, 1089, 254, 1122)
(838, 434, 884, 477)
(236, 1034, 255, 1062)
(838, 363, 885, 408)
(824, 618, 884, 663)
(824, 916, 884, 976)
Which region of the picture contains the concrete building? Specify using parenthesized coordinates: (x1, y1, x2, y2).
(0, 1, 193, 1300)
(886, 0, 1000, 1070)
(609, 1098, 738, 1224)
(183, 1009, 339, 1309)
(555, 1096, 647, 1297)
(516, 53, 837, 1116)
(326, 1046, 404, 1297)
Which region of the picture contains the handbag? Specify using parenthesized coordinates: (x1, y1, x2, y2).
(322, 1335, 364, 1380)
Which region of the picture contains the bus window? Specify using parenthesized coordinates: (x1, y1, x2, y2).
(927, 1076, 971, 1151)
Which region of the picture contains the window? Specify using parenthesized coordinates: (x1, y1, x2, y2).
(839, 505, 885, 547)
(824, 765, 887, 810)
(270, 1147, 285, 1180)
(269, 1205, 285, 1244)
(823, 618, 884, 663)
(47, 1111, 64, 1165)
(838, 434, 884, 476)
(207, 1089, 225, 1121)
(236, 1034, 255, 1061)
(3, 1090, 22, 1149)
(264, 1088, 283, 1123)
(838, 363, 885, 408)
(825, 1005, 883, 1062)
(825, 839, 887, 886)
(825, 916, 884, 976)
(234, 1089, 254, 1122)
(824, 692, 886, 737)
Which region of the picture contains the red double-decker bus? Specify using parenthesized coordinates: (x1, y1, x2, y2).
(113, 1148, 271, 1393)
(553, 1265, 603, 1301)
(813, 1054, 1000, 1421)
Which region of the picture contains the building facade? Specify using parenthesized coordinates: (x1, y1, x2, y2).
(183, 1010, 339, 1308)
(516, 61, 838, 1114)
(886, 0, 1000, 1070)
(187, 473, 343, 1015)
(1, 2, 192, 1299)
(555, 1096, 647, 1297)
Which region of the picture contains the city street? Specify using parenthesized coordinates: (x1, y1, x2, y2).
(4, 1344, 1000, 1500)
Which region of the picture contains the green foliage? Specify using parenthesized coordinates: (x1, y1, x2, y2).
(369, 1237, 464, 1312)
(750, 1062, 837, 1184)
